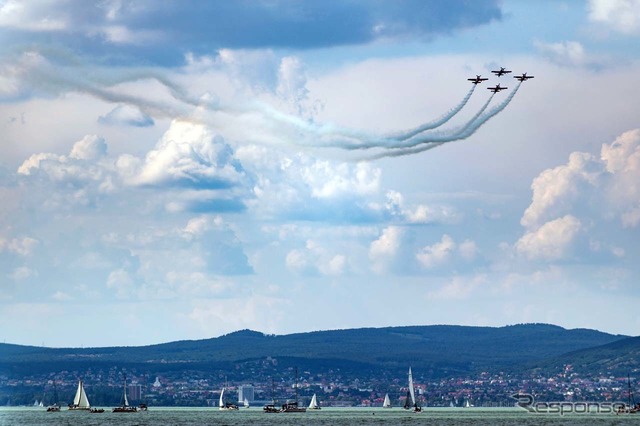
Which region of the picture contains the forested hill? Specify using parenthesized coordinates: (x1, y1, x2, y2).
(0, 324, 628, 378)
(528, 335, 640, 377)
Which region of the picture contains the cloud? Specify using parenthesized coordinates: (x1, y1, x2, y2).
(0, 1, 502, 65)
(369, 226, 402, 274)
(285, 240, 347, 276)
(0, 236, 38, 256)
(517, 129, 640, 261)
(534, 40, 597, 68)
(131, 120, 248, 191)
(427, 274, 488, 300)
(515, 215, 582, 261)
(416, 234, 456, 269)
(588, 0, 640, 35)
(98, 104, 154, 127)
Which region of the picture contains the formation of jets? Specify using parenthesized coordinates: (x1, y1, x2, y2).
(467, 75, 488, 85)
(487, 83, 507, 93)
(466, 68, 534, 93)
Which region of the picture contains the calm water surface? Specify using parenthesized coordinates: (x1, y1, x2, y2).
(1, 407, 638, 425)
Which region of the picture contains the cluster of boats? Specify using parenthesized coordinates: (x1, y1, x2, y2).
(46, 378, 148, 413)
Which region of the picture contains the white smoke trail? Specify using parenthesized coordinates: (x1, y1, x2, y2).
(387, 85, 476, 141)
(362, 82, 522, 159)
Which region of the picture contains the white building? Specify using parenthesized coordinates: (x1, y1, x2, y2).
(237, 385, 255, 403)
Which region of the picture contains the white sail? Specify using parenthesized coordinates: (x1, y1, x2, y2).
(309, 394, 319, 409)
(383, 393, 391, 408)
(219, 388, 225, 408)
(244, 398, 249, 408)
(408, 367, 416, 406)
(123, 381, 129, 407)
(73, 380, 90, 409)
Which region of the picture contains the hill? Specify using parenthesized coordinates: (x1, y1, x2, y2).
(527, 335, 640, 377)
(0, 323, 627, 378)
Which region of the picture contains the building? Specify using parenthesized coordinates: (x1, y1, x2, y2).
(238, 385, 255, 403)
(128, 384, 142, 401)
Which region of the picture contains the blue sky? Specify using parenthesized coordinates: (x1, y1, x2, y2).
(1, 0, 640, 347)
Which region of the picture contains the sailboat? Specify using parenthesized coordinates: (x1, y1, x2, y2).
(219, 386, 239, 410)
(383, 393, 392, 408)
(263, 378, 280, 413)
(243, 398, 250, 408)
(403, 367, 421, 413)
(46, 381, 61, 412)
(280, 367, 306, 413)
(113, 375, 137, 412)
(308, 393, 320, 410)
(68, 380, 91, 410)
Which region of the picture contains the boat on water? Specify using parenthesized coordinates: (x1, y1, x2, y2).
(618, 374, 640, 414)
(243, 398, 250, 408)
(113, 375, 138, 413)
(219, 387, 239, 410)
(308, 393, 321, 410)
(402, 367, 422, 413)
(46, 381, 61, 412)
(382, 393, 392, 408)
(68, 380, 91, 411)
(280, 368, 306, 413)
(263, 379, 280, 413)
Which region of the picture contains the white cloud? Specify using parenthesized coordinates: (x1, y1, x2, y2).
(106, 268, 135, 299)
(416, 234, 456, 269)
(521, 151, 602, 229)
(302, 161, 380, 199)
(98, 104, 154, 127)
(0, 237, 38, 256)
(427, 274, 488, 300)
(369, 226, 402, 274)
(589, 0, 640, 35)
(515, 215, 582, 261)
(285, 240, 347, 276)
(534, 40, 590, 68)
(133, 120, 246, 188)
(0, 1, 67, 31)
(458, 239, 478, 261)
(521, 129, 640, 236)
(8, 266, 36, 281)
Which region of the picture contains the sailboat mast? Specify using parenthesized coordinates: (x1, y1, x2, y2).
(294, 367, 298, 403)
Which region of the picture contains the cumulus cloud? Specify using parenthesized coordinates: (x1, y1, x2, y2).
(588, 0, 640, 35)
(534, 40, 591, 68)
(427, 274, 488, 300)
(285, 240, 347, 276)
(515, 215, 582, 261)
(382, 190, 458, 224)
(416, 234, 456, 268)
(0, 1, 502, 65)
(98, 104, 154, 127)
(369, 226, 402, 274)
(518, 129, 640, 261)
(0, 236, 38, 256)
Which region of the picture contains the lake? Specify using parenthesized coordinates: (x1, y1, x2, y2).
(1, 406, 638, 425)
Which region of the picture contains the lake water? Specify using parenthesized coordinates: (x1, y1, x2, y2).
(1, 407, 638, 425)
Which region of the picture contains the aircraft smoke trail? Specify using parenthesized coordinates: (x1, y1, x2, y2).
(376, 92, 496, 150)
(311, 90, 496, 151)
(387, 85, 476, 141)
(362, 81, 523, 159)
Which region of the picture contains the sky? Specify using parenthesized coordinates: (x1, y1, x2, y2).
(1, 0, 640, 348)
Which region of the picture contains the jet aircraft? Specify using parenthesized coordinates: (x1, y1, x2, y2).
(491, 67, 512, 77)
(514, 73, 534, 82)
(467, 75, 488, 85)
(487, 84, 507, 93)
